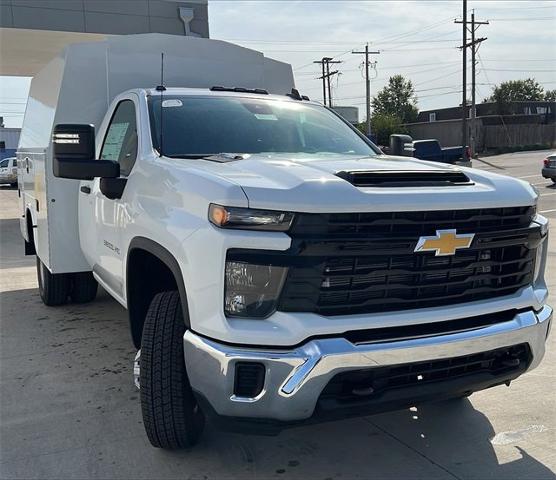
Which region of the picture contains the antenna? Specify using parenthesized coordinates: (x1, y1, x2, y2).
(155, 53, 166, 157)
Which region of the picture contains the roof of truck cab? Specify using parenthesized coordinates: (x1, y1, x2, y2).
(140, 87, 318, 105)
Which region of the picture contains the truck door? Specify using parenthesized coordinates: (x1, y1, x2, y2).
(79, 98, 138, 300)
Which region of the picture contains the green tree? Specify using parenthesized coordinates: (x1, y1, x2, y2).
(358, 113, 406, 146)
(487, 78, 545, 114)
(371, 75, 418, 123)
(544, 89, 556, 102)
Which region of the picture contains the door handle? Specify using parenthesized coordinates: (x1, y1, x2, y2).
(80, 186, 91, 194)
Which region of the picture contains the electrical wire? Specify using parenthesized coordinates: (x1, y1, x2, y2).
(413, 68, 462, 86)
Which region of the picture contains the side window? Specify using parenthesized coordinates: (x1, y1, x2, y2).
(100, 100, 138, 176)
(0, 159, 8, 168)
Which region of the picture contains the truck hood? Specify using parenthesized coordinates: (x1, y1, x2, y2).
(185, 153, 537, 212)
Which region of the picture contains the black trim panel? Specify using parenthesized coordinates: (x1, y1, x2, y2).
(127, 237, 190, 347)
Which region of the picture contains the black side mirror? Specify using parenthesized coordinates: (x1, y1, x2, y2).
(53, 124, 119, 180)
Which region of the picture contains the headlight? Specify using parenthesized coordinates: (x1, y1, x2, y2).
(224, 261, 287, 318)
(209, 204, 294, 231)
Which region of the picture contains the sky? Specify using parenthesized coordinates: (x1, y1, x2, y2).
(1, 0, 555, 127)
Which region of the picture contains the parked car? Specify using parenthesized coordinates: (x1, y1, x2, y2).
(0, 156, 17, 186)
(541, 152, 556, 183)
(19, 34, 551, 450)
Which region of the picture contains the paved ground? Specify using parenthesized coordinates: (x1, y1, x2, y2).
(1, 150, 555, 480)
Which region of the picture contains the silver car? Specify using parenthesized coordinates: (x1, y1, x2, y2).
(542, 152, 556, 184)
(0, 157, 17, 186)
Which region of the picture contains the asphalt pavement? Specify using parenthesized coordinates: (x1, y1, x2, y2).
(0, 149, 555, 479)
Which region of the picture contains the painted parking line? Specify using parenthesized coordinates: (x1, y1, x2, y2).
(540, 208, 556, 214)
(518, 174, 544, 179)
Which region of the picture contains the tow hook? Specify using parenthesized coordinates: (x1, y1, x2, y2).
(134, 349, 141, 389)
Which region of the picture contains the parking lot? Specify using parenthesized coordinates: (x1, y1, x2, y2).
(0, 150, 555, 480)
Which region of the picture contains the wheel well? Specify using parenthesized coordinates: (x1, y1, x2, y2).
(25, 209, 36, 255)
(127, 247, 181, 348)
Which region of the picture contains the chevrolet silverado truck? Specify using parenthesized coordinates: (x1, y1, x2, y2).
(390, 135, 471, 165)
(18, 35, 552, 450)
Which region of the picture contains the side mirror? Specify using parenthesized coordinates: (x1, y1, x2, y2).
(52, 124, 119, 180)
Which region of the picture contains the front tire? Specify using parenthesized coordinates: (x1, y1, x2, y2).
(36, 257, 69, 306)
(140, 291, 205, 449)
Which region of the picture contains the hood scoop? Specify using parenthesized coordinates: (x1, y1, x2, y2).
(336, 170, 473, 187)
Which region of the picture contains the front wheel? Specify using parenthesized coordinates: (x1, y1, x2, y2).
(36, 257, 69, 306)
(140, 291, 205, 449)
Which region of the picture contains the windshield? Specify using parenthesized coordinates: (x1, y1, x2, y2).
(148, 95, 377, 158)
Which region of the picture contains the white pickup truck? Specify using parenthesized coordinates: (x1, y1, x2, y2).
(18, 35, 552, 450)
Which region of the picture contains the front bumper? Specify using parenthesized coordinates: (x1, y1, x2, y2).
(542, 167, 556, 179)
(184, 305, 552, 426)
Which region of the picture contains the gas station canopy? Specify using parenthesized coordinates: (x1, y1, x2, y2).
(0, 0, 209, 76)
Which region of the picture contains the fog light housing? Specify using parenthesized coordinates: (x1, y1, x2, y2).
(225, 261, 287, 318)
(234, 362, 266, 398)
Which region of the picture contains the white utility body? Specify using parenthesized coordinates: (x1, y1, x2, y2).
(18, 34, 552, 449)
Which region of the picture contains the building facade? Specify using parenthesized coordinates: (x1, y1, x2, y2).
(417, 101, 556, 123)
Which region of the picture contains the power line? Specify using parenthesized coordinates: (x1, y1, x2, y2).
(418, 90, 464, 99)
(474, 4, 556, 11)
(414, 68, 462, 86)
(489, 16, 556, 21)
(480, 68, 556, 72)
(479, 58, 556, 63)
(370, 16, 455, 46)
(220, 38, 459, 45)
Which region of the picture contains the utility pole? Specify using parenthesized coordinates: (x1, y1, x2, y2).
(314, 57, 341, 107)
(352, 44, 380, 138)
(456, 8, 488, 157)
(313, 58, 328, 105)
(460, 0, 468, 161)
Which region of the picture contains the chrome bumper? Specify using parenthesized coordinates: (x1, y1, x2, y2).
(183, 305, 552, 422)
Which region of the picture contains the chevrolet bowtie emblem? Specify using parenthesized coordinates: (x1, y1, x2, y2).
(414, 229, 475, 256)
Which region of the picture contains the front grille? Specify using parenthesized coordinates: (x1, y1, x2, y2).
(276, 206, 539, 316)
(289, 206, 535, 236)
(320, 344, 531, 403)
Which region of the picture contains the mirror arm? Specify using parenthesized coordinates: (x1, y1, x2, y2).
(100, 177, 127, 200)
